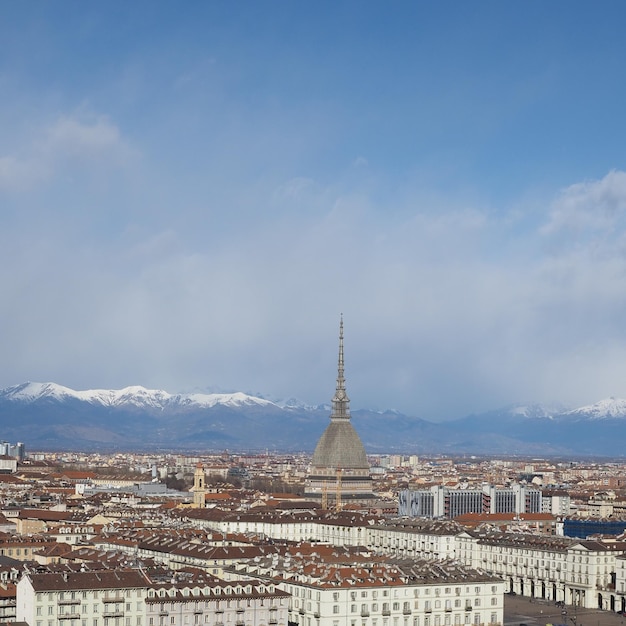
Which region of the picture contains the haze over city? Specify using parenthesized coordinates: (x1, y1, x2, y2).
(2, 2, 626, 421)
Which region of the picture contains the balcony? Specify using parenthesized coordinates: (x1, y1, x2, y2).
(104, 612, 124, 618)
(58, 614, 81, 620)
(465, 606, 473, 611)
(58, 599, 81, 606)
(361, 610, 370, 617)
(403, 608, 412, 615)
(383, 609, 391, 616)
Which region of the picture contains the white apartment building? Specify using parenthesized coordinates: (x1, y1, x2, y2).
(145, 580, 289, 626)
(16, 569, 150, 626)
(229, 553, 505, 626)
(456, 530, 626, 610)
(192, 512, 460, 561)
(16, 567, 289, 626)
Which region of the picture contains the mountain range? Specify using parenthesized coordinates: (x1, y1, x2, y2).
(1, 382, 625, 457)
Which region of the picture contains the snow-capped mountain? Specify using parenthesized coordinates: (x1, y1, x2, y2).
(506, 402, 568, 419)
(563, 397, 626, 420)
(0, 381, 277, 411)
(1, 381, 626, 456)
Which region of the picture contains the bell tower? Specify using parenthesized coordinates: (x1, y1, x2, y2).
(192, 463, 206, 508)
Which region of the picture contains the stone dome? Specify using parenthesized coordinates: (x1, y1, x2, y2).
(310, 420, 369, 470)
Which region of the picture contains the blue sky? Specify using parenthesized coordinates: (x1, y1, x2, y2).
(2, 1, 626, 420)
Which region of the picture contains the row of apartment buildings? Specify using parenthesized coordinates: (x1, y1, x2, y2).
(173, 509, 626, 612)
(7, 534, 505, 626)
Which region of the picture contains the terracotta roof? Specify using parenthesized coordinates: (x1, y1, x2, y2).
(18, 509, 72, 521)
(26, 569, 149, 592)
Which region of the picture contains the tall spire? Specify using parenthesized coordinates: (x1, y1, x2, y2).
(331, 315, 350, 420)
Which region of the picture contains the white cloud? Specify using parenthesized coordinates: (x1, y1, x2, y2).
(0, 112, 137, 191)
(541, 169, 626, 236)
(0, 155, 50, 190)
(45, 115, 134, 163)
(5, 160, 626, 420)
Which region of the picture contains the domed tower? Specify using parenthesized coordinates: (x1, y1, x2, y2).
(305, 317, 374, 507)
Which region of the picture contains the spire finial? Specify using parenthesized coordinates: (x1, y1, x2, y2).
(331, 315, 350, 420)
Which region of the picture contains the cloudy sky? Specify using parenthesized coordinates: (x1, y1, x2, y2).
(2, 2, 626, 420)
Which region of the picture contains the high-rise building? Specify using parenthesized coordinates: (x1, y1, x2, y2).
(304, 317, 374, 506)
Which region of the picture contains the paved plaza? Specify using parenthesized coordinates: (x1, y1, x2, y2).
(505, 596, 626, 626)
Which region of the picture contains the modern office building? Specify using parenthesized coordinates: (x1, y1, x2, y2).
(399, 484, 542, 519)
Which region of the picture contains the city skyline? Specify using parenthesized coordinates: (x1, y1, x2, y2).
(2, 2, 626, 420)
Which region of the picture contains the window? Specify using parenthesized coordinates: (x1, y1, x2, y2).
(334, 606, 340, 614)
